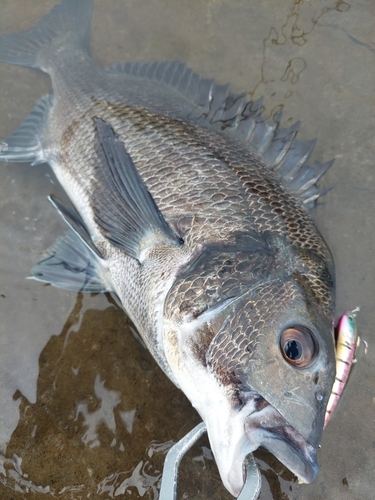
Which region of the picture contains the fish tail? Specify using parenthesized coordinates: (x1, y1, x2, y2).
(0, 0, 93, 71)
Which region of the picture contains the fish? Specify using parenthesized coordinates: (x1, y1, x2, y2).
(324, 308, 360, 428)
(0, 0, 336, 496)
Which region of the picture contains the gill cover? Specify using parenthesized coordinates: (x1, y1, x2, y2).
(206, 278, 336, 447)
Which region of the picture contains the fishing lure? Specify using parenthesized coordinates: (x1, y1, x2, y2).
(160, 308, 364, 498)
(324, 307, 363, 428)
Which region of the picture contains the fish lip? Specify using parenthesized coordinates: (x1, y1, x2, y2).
(244, 403, 319, 483)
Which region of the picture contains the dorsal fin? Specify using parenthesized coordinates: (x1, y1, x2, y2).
(106, 61, 333, 209)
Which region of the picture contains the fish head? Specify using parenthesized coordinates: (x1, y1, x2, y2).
(164, 249, 335, 497)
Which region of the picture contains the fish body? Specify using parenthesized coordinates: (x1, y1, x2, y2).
(324, 308, 359, 428)
(0, 0, 336, 496)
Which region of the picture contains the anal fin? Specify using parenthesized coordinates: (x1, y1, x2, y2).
(0, 94, 52, 165)
(49, 194, 103, 258)
(31, 230, 111, 293)
(31, 195, 111, 293)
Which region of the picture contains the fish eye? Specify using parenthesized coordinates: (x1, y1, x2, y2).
(280, 326, 317, 368)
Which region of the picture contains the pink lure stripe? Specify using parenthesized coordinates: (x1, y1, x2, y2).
(323, 308, 359, 428)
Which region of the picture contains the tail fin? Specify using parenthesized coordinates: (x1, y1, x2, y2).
(0, 0, 93, 71)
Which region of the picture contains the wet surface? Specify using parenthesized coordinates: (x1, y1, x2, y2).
(0, 0, 374, 499)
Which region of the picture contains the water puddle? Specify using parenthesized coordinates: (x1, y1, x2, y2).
(0, 0, 374, 498)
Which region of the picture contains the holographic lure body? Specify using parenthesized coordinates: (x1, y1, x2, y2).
(324, 308, 360, 428)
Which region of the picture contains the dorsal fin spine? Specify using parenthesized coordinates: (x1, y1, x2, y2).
(105, 60, 333, 209)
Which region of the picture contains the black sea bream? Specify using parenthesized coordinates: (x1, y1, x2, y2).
(0, 0, 336, 496)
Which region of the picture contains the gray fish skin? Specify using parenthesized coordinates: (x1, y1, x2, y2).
(0, 0, 336, 496)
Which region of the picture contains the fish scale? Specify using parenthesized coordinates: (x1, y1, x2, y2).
(0, 0, 337, 497)
(51, 72, 327, 258)
(167, 248, 277, 324)
(207, 280, 301, 377)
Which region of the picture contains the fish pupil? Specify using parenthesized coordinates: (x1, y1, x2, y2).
(285, 340, 302, 360)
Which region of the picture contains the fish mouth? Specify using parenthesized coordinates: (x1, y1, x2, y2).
(201, 393, 319, 497)
(244, 403, 319, 484)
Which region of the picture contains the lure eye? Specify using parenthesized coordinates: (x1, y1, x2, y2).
(280, 326, 317, 368)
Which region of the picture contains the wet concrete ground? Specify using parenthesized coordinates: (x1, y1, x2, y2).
(0, 0, 374, 499)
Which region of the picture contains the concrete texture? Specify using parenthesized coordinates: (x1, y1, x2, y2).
(0, 0, 374, 498)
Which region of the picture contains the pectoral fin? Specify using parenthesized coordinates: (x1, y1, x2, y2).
(92, 117, 182, 261)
